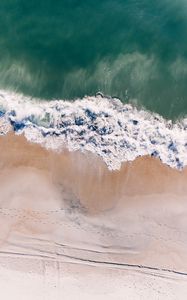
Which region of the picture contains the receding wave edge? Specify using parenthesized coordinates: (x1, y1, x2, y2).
(0, 89, 186, 170)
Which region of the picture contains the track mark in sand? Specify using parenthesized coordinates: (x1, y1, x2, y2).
(0, 249, 186, 280)
(59, 252, 187, 279)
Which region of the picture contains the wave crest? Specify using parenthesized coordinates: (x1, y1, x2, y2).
(0, 90, 186, 170)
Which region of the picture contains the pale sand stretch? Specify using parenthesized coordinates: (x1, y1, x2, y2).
(0, 133, 187, 299)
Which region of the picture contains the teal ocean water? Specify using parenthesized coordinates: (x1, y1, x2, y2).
(0, 1, 187, 118)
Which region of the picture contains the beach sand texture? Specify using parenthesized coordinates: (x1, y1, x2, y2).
(0, 133, 186, 298)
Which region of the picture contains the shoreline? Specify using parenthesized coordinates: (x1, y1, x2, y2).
(0, 89, 187, 171)
(0, 132, 187, 298)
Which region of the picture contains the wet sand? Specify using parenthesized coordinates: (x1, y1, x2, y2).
(0, 132, 187, 298)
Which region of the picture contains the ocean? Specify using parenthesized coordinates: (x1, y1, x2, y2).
(0, 1, 187, 299)
(1, 0, 187, 118)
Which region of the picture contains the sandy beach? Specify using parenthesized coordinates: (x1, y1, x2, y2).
(0, 133, 186, 298)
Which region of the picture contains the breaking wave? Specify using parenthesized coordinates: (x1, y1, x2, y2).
(0, 89, 186, 170)
(0, 94, 187, 282)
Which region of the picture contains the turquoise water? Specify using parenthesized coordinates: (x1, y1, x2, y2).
(1, 0, 187, 118)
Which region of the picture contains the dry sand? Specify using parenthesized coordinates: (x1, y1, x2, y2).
(0, 132, 187, 299)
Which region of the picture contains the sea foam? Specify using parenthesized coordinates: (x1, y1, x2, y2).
(0, 90, 186, 170)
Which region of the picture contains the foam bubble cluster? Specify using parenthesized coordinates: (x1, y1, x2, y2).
(0, 90, 186, 170)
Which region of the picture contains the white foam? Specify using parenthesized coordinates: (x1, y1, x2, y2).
(0, 89, 186, 170)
